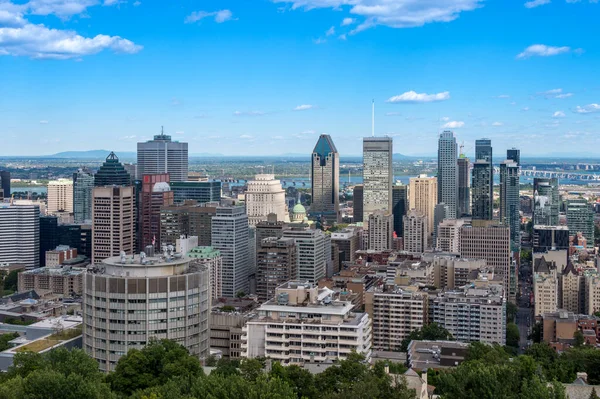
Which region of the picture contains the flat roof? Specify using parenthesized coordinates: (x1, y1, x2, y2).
(258, 301, 354, 316)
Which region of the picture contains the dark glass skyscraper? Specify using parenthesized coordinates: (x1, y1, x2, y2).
(437, 131, 458, 219)
(472, 139, 493, 220)
(0, 171, 10, 199)
(94, 152, 132, 187)
(507, 148, 520, 166)
(500, 160, 520, 251)
(353, 185, 363, 223)
(392, 184, 408, 237)
(73, 168, 94, 223)
(310, 134, 340, 222)
(457, 155, 470, 217)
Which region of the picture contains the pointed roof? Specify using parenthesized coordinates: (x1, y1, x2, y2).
(106, 151, 119, 161)
(313, 134, 338, 159)
(95, 151, 131, 187)
(563, 259, 578, 276)
(534, 256, 551, 274)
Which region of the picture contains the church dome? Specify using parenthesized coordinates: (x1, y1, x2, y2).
(292, 203, 306, 214)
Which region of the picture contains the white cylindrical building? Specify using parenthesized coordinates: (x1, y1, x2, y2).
(245, 174, 288, 226)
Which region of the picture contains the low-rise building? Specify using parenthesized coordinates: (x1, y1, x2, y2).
(241, 281, 372, 364)
(406, 340, 469, 370)
(18, 266, 85, 296)
(210, 298, 259, 359)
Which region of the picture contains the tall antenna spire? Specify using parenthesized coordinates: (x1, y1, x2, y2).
(161, 125, 164, 135)
(372, 99, 375, 137)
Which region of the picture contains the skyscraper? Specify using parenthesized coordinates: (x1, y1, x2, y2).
(73, 169, 94, 223)
(472, 139, 493, 220)
(282, 226, 328, 283)
(0, 171, 10, 200)
(392, 184, 408, 237)
(437, 131, 458, 219)
(500, 160, 520, 252)
(409, 175, 437, 236)
(457, 155, 470, 217)
(211, 206, 250, 297)
(245, 174, 288, 226)
(160, 202, 217, 247)
(92, 186, 135, 263)
(533, 178, 559, 226)
(0, 204, 40, 269)
(353, 185, 363, 223)
(140, 174, 174, 249)
(507, 148, 520, 166)
(367, 211, 393, 251)
(403, 210, 428, 254)
(256, 237, 298, 302)
(310, 134, 340, 222)
(47, 179, 73, 215)
(94, 152, 132, 187)
(362, 137, 393, 222)
(566, 199, 595, 243)
(170, 181, 221, 204)
(137, 130, 189, 182)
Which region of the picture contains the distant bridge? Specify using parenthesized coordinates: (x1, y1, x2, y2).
(491, 167, 600, 181)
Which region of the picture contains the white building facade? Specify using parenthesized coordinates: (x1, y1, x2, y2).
(245, 174, 288, 226)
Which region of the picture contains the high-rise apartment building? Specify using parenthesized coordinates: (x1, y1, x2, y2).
(255, 214, 287, 244)
(170, 181, 221, 204)
(47, 179, 73, 215)
(331, 228, 360, 263)
(472, 139, 493, 220)
(211, 206, 250, 297)
(187, 246, 223, 300)
(533, 254, 559, 316)
(533, 178, 559, 226)
(140, 174, 174, 249)
(310, 134, 340, 222)
(409, 175, 437, 235)
(282, 225, 328, 283)
(566, 199, 595, 242)
(364, 286, 427, 351)
(256, 237, 298, 302)
(460, 222, 512, 301)
(403, 210, 428, 254)
(499, 160, 520, 251)
(457, 155, 470, 217)
(83, 253, 210, 372)
(245, 174, 287, 226)
(362, 137, 393, 221)
(160, 202, 217, 247)
(437, 131, 458, 219)
(73, 169, 94, 223)
(94, 152, 132, 187)
(242, 281, 372, 364)
(392, 184, 408, 237)
(353, 185, 363, 223)
(137, 131, 189, 182)
(436, 219, 465, 253)
(92, 186, 135, 263)
(367, 211, 393, 251)
(0, 204, 40, 269)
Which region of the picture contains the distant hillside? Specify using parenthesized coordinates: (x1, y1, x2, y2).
(50, 150, 137, 159)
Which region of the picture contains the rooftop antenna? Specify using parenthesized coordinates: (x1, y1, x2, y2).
(371, 99, 375, 137)
(161, 126, 164, 135)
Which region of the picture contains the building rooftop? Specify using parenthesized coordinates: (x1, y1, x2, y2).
(21, 266, 86, 277)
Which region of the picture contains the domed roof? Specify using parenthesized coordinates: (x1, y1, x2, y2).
(153, 182, 171, 192)
(292, 203, 306, 214)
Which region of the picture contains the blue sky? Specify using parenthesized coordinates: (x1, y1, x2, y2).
(1, 0, 599, 157)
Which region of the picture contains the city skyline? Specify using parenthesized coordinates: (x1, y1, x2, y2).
(1, 1, 599, 157)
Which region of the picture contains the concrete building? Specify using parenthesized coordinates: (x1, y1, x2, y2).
(403, 210, 428, 254)
(83, 251, 210, 372)
(437, 131, 458, 219)
(160, 202, 217, 247)
(137, 131, 189, 182)
(533, 178, 559, 227)
(245, 174, 288, 226)
(45, 245, 77, 267)
(459, 222, 512, 301)
(431, 256, 487, 290)
(433, 283, 506, 345)
(47, 179, 73, 215)
(310, 134, 340, 223)
(367, 211, 393, 251)
(353, 185, 363, 223)
(331, 228, 360, 263)
(409, 175, 437, 235)
(211, 206, 250, 298)
(140, 174, 174, 249)
(92, 186, 135, 263)
(566, 199, 595, 243)
(170, 181, 221, 204)
(362, 137, 393, 222)
(561, 261, 585, 314)
(210, 301, 258, 359)
(472, 139, 493, 220)
(391, 184, 408, 237)
(533, 225, 570, 253)
(256, 237, 298, 302)
(433, 203, 448, 243)
(18, 265, 85, 296)
(282, 225, 329, 283)
(242, 281, 372, 364)
(436, 219, 465, 253)
(73, 169, 94, 223)
(0, 204, 40, 269)
(457, 155, 471, 217)
(533, 255, 559, 316)
(364, 286, 427, 351)
(499, 160, 520, 252)
(187, 246, 223, 300)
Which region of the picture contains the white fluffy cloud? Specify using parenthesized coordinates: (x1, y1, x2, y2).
(574, 104, 600, 114)
(524, 0, 550, 8)
(517, 44, 575, 59)
(442, 121, 464, 128)
(185, 9, 234, 24)
(273, 0, 483, 32)
(341, 17, 355, 26)
(294, 104, 315, 111)
(553, 111, 565, 117)
(386, 90, 450, 103)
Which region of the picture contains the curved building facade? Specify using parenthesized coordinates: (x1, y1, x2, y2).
(83, 252, 210, 372)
